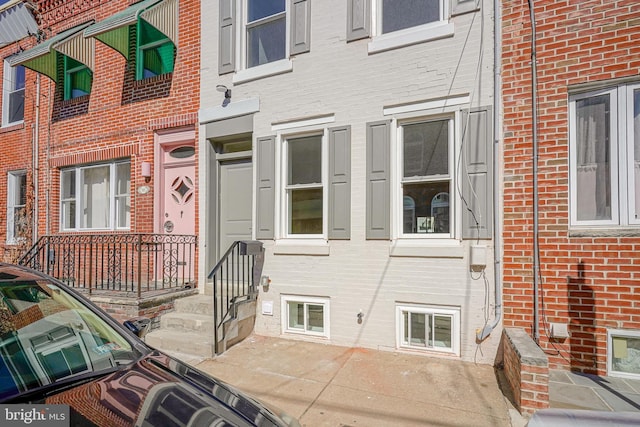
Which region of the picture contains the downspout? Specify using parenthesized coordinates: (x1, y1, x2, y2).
(476, 0, 503, 341)
(528, 0, 540, 343)
(32, 74, 40, 244)
(45, 83, 51, 236)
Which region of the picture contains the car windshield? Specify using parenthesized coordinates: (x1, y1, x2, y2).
(0, 274, 141, 401)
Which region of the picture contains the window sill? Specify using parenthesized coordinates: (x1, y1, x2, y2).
(0, 121, 25, 133)
(389, 239, 464, 258)
(569, 227, 640, 238)
(274, 239, 329, 256)
(397, 345, 460, 358)
(233, 59, 293, 84)
(368, 22, 454, 54)
(60, 94, 90, 107)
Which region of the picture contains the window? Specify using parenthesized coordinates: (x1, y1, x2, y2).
(396, 304, 460, 355)
(366, 0, 454, 53)
(399, 118, 453, 237)
(64, 56, 92, 100)
(220, 0, 309, 81)
(137, 19, 175, 80)
(246, 0, 286, 68)
(381, 0, 443, 34)
(2, 59, 25, 126)
(6, 171, 27, 244)
(283, 134, 325, 236)
(608, 329, 640, 379)
(569, 84, 640, 227)
(281, 295, 329, 337)
(60, 161, 131, 231)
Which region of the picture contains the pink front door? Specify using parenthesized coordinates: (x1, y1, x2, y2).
(162, 161, 195, 236)
(158, 143, 196, 285)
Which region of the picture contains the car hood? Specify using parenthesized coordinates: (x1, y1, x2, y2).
(43, 351, 298, 427)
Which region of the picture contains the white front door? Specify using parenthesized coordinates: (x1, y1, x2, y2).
(219, 159, 253, 256)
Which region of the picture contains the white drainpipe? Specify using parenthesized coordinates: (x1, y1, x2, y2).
(477, 0, 503, 341)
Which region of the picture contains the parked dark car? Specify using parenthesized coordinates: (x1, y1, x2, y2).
(0, 263, 300, 427)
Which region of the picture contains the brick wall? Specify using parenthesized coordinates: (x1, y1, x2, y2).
(90, 288, 197, 327)
(24, 0, 200, 240)
(501, 0, 640, 374)
(499, 328, 549, 416)
(0, 35, 36, 262)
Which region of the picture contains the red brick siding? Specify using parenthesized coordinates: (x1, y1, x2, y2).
(502, 0, 640, 374)
(21, 0, 200, 251)
(0, 36, 37, 261)
(500, 329, 550, 416)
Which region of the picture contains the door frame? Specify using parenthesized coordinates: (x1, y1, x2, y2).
(154, 127, 196, 235)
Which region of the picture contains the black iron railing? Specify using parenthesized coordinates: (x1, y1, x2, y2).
(208, 241, 264, 355)
(18, 234, 197, 297)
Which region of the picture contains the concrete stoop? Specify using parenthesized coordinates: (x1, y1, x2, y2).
(144, 293, 257, 359)
(145, 294, 216, 358)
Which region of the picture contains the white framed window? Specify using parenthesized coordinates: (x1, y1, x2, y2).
(569, 83, 640, 227)
(281, 295, 329, 338)
(226, 0, 310, 83)
(369, 0, 453, 53)
(397, 117, 454, 238)
(396, 304, 460, 355)
(136, 19, 175, 80)
(246, 0, 286, 68)
(6, 171, 27, 244)
(2, 59, 25, 126)
(379, 0, 445, 34)
(63, 56, 92, 100)
(280, 132, 327, 238)
(607, 329, 640, 379)
(60, 161, 131, 231)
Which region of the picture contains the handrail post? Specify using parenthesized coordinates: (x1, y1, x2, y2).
(89, 235, 94, 295)
(137, 234, 143, 299)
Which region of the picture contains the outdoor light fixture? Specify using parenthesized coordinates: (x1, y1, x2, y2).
(216, 84, 231, 100)
(141, 161, 152, 182)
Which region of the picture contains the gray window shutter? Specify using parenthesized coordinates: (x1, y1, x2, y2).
(329, 126, 351, 239)
(290, 0, 311, 55)
(347, 0, 371, 42)
(256, 136, 276, 239)
(366, 121, 391, 240)
(461, 107, 493, 239)
(219, 0, 235, 74)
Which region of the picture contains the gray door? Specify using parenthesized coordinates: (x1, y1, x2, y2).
(219, 159, 253, 256)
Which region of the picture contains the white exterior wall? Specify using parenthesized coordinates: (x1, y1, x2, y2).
(199, 0, 500, 364)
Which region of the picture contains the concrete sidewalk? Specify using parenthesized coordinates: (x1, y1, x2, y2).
(193, 335, 524, 427)
(550, 369, 640, 412)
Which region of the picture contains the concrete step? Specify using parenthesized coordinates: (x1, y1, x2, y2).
(174, 294, 214, 315)
(145, 329, 215, 358)
(160, 311, 216, 334)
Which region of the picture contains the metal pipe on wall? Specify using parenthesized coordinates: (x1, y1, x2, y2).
(528, 0, 541, 343)
(32, 74, 40, 244)
(476, 0, 503, 341)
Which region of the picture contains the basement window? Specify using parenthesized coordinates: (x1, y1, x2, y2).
(281, 295, 329, 338)
(396, 304, 459, 355)
(608, 329, 640, 379)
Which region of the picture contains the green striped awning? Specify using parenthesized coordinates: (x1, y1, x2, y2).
(9, 22, 94, 82)
(84, 0, 178, 59)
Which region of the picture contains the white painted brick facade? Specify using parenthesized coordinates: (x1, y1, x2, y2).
(199, 1, 499, 364)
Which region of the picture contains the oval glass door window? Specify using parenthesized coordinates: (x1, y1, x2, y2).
(169, 146, 195, 159)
